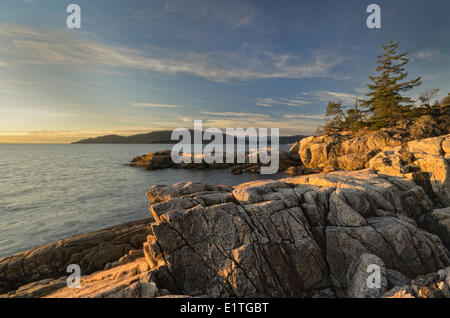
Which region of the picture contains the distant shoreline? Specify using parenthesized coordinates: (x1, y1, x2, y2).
(71, 130, 306, 144)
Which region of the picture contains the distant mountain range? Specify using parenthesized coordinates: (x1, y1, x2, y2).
(72, 130, 306, 144)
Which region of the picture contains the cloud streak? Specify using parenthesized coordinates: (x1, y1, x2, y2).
(131, 102, 179, 108)
(0, 24, 343, 83)
(255, 97, 310, 107)
(283, 113, 325, 120)
(413, 49, 443, 62)
(310, 90, 360, 104)
(255, 90, 361, 111)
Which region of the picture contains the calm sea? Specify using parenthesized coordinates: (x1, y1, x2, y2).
(0, 144, 286, 259)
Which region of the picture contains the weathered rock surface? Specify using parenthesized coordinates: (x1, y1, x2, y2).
(1, 257, 163, 298)
(130, 149, 302, 175)
(423, 207, 450, 248)
(384, 266, 450, 298)
(104, 249, 144, 270)
(131, 150, 174, 170)
(0, 277, 68, 298)
(299, 128, 449, 177)
(0, 218, 153, 294)
(299, 130, 403, 172)
(299, 132, 450, 207)
(141, 170, 450, 298)
(284, 165, 305, 176)
(43, 258, 158, 298)
(300, 108, 450, 173)
(346, 253, 388, 298)
(368, 134, 450, 207)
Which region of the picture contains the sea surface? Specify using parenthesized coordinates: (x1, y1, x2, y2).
(0, 144, 287, 259)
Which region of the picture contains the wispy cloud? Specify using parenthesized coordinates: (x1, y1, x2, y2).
(311, 90, 360, 104)
(0, 24, 343, 83)
(256, 90, 360, 110)
(131, 102, 179, 108)
(255, 97, 310, 107)
(283, 114, 325, 120)
(200, 111, 268, 117)
(413, 49, 443, 62)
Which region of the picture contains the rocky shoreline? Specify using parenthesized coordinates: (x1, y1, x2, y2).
(0, 218, 153, 296)
(1, 134, 449, 298)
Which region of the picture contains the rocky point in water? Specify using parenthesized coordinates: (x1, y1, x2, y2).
(129, 149, 303, 175)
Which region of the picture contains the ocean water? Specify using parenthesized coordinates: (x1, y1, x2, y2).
(0, 144, 286, 259)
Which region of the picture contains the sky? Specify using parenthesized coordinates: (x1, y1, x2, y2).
(0, 0, 449, 143)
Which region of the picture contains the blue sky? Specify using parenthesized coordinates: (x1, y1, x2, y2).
(0, 0, 449, 142)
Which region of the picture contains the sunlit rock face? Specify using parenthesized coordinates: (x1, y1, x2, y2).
(143, 169, 450, 298)
(368, 134, 450, 207)
(298, 133, 450, 207)
(299, 131, 403, 172)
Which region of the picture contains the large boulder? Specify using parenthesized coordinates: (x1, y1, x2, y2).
(326, 216, 449, 296)
(368, 134, 450, 207)
(131, 150, 174, 170)
(423, 207, 450, 248)
(384, 267, 450, 298)
(346, 253, 388, 298)
(144, 180, 329, 297)
(299, 131, 403, 171)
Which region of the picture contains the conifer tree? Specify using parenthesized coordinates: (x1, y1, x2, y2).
(361, 39, 422, 127)
(324, 101, 346, 133)
(345, 98, 364, 130)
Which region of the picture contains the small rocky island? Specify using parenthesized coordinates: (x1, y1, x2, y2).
(129, 149, 306, 175)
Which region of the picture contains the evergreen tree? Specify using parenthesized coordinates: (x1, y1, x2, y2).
(361, 39, 422, 127)
(345, 98, 364, 130)
(324, 101, 346, 133)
